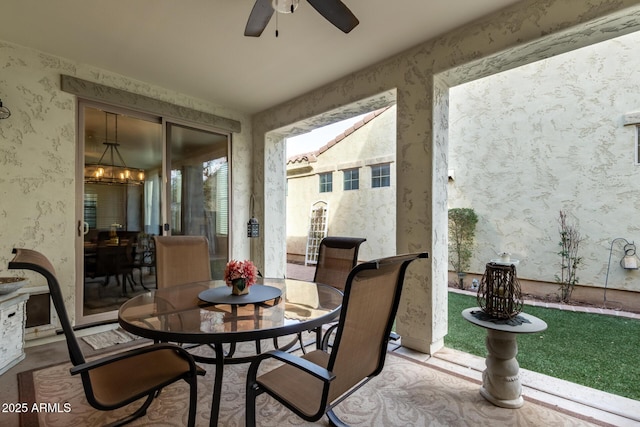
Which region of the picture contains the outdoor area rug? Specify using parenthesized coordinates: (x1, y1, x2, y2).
(80, 328, 142, 350)
(17, 350, 606, 427)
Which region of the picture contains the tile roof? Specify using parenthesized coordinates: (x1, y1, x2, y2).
(286, 106, 391, 164)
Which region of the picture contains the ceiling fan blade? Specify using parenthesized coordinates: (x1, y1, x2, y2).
(306, 0, 359, 33)
(245, 0, 274, 37)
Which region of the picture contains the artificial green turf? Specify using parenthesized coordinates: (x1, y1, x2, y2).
(446, 292, 640, 401)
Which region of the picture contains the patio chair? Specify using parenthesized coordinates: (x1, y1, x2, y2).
(154, 235, 211, 288)
(313, 236, 367, 291)
(246, 251, 428, 427)
(130, 232, 154, 289)
(297, 236, 366, 352)
(8, 248, 205, 427)
(154, 235, 222, 359)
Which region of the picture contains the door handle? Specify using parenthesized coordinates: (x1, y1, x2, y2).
(78, 220, 89, 236)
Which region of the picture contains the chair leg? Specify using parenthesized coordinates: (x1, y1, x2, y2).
(103, 393, 155, 427)
(126, 274, 136, 293)
(245, 383, 257, 427)
(116, 274, 125, 295)
(327, 409, 351, 427)
(186, 375, 198, 427)
(139, 271, 150, 290)
(245, 358, 265, 427)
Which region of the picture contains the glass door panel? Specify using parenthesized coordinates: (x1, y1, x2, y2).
(80, 103, 162, 321)
(166, 122, 229, 279)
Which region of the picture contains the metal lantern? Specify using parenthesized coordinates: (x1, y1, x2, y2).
(477, 262, 523, 319)
(247, 217, 260, 238)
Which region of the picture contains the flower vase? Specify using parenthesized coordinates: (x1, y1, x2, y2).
(231, 278, 249, 295)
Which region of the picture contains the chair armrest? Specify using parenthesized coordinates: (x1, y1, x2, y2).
(258, 350, 335, 383)
(70, 343, 201, 376)
(320, 324, 339, 350)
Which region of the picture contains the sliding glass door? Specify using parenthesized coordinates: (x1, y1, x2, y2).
(77, 102, 230, 325)
(166, 122, 229, 279)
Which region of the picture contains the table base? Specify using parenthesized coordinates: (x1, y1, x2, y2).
(480, 386, 523, 409)
(480, 329, 524, 408)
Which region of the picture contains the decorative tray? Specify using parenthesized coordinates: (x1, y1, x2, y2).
(489, 259, 520, 266)
(198, 284, 282, 306)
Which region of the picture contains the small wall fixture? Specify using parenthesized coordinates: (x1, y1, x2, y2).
(603, 237, 639, 304)
(247, 217, 260, 238)
(247, 194, 260, 238)
(0, 99, 11, 119)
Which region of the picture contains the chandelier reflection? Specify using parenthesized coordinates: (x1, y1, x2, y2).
(84, 112, 145, 185)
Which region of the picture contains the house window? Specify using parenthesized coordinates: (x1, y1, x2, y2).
(319, 172, 333, 193)
(371, 163, 391, 188)
(343, 168, 359, 190)
(83, 194, 97, 229)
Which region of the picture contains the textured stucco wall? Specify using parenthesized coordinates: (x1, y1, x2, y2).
(0, 40, 251, 326)
(286, 106, 397, 262)
(252, 0, 640, 354)
(449, 31, 640, 293)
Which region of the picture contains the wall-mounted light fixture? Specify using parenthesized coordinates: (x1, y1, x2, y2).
(247, 194, 260, 238)
(0, 99, 11, 119)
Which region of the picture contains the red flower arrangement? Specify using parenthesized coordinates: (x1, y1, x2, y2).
(224, 259, 258, 290)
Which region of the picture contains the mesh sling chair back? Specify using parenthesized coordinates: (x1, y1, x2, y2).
(154, 235, 212, 289)
(313, 236, 367, 291)
(154, 235, 223, 361)
(246, 251, 428, 427)
(298, 236, 366, 353)
(8, 248, 205, 427)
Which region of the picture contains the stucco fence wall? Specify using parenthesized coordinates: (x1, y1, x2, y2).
(448, 31, 640, 311)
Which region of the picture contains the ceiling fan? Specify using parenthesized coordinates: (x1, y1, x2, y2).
(244, 0, 359, 37)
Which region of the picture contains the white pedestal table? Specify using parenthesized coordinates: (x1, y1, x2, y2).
(461, 307, 547, 408)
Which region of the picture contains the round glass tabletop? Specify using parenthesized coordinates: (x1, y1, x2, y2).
(118, 278, 343, 345)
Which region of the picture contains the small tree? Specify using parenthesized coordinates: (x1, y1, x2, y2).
(555, 210, 583, 302)
(448, 208, 478, 289)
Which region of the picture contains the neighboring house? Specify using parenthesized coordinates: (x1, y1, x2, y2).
(286, 106, 396, 263)
(448, 31, 640, 307)
(286, 32, 640, 311)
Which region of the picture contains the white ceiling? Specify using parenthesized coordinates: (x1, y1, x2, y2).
(0, 0, 522, 114)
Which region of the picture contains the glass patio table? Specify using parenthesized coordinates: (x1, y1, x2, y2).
(118, 278, 343, 426)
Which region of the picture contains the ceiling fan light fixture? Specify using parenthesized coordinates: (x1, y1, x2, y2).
(272, 0, 298, 14)
(245, 0, 358, 37)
